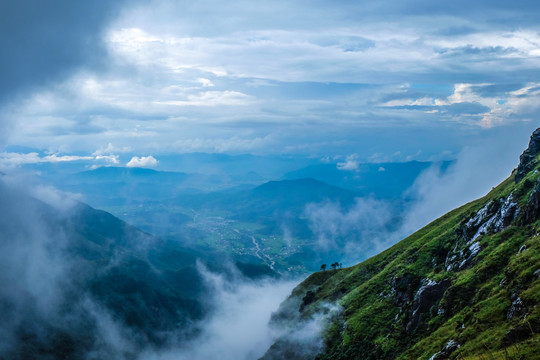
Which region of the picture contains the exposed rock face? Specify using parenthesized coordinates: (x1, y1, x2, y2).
(446, 194, 518, 271)
(507, 293, 527, 320)
(502, 325, 533, 347)
(390, 275, 414, 306)
(407, 278, 451, 332)
(460, 195, 518, 243)
(523, 181, 540, 224)
(428, 340, 460, 360)
(515, 127, 540, 183)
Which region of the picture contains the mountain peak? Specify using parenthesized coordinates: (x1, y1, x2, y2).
(515, 127, 540, 183)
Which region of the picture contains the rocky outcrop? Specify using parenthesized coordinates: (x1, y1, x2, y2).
(515, 127, 540, 183)
(428, 340, 460, 360)
(523, 181, 540, 224)
(406, 278, 451, 332)
(460, 195, 518, 243)
(390, 275, 415, 306)
(501, 325, 533, 347)
(446, 194, 518, 271)
(507, 293, 527, 320)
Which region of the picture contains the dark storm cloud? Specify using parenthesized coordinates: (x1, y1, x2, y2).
(0, 0, 134, 103)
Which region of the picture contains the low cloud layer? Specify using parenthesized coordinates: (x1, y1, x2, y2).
(0, 172, 300, 359)
(305, 197, 395, 260)
(260, 296, 344, 359)
(0, 128, 535, 358)
(0, 176, 82, 358)
(304, 128, 531, 263)
(142, 264, 299, 360)
(0, 174, 166, 359)
(399, 129, 529, 236)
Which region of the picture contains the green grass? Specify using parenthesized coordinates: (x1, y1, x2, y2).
(272, 160, 540, 360)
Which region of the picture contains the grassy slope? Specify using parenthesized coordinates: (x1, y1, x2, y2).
(274, 156, 540, 360)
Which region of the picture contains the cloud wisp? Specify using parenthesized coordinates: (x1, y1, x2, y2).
(305, 197, 395, 258)
(126, 155, 159, 168)
(304, 127, 529, 263)
(336, 154, 360, 171)
(0, 177, 88, 358)
(141, 263, 299, 360)
(0, 151, 120, 168)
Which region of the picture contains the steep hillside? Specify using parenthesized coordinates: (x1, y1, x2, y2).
(263, 128, 540, 360)
(0, 180, 273, 359)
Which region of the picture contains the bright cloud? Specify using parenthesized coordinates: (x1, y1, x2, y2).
(337, 154, 359, 171)
(196, 78, 214, 87)
(126, 156, 158, 168)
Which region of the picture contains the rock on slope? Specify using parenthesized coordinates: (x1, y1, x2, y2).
(262, 127, 540, 360)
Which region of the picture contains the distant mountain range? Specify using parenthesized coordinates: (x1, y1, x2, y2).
(37, 158, 448, 209)
(31, 160, 443, 273)
(281, 161, 452, 198)
(183, 178, 359, 218)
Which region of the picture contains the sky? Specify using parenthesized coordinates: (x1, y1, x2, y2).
(1, 0, 539, 168)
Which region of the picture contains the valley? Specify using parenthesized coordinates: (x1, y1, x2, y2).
(29, 158, 440, 274)
(0, 152, 454, 358)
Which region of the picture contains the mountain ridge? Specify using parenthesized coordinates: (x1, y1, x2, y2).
(262, 127, 540, 360)
(280, 161, 452, 198)
(0, 179, 276, 359)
